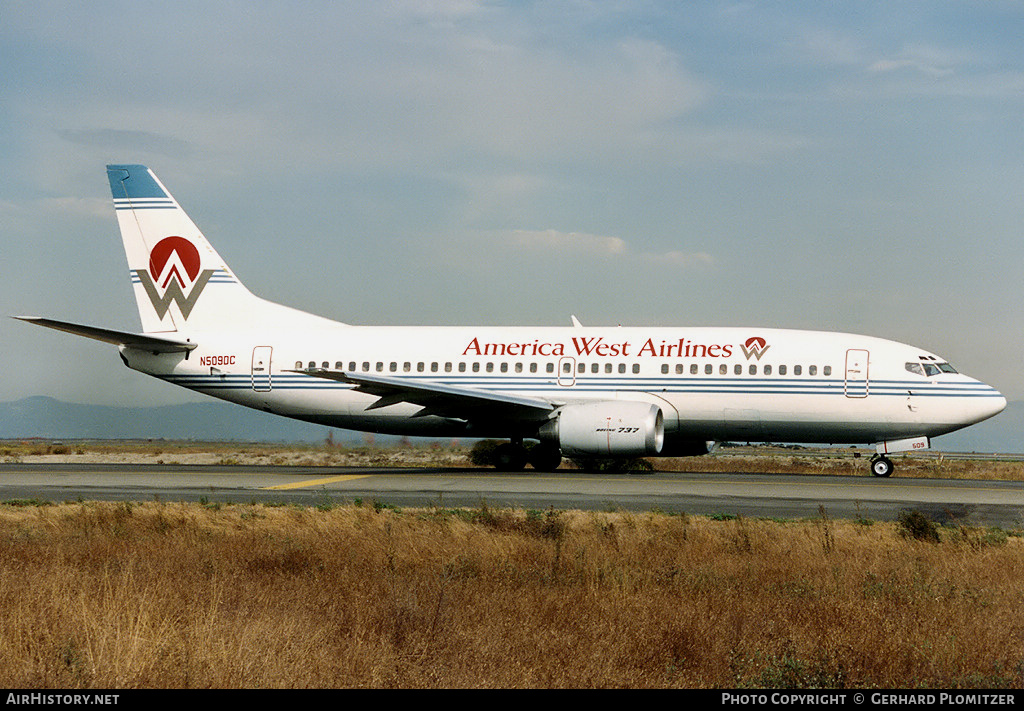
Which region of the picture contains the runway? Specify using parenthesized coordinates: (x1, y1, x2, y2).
(2, 463, 1023, 527)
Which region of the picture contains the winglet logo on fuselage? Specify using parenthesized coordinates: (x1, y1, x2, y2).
(740, 336, 770, 361)
(134, 236, 215, 320)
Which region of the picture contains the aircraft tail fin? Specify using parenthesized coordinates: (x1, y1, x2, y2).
(108, 164, 270, 333)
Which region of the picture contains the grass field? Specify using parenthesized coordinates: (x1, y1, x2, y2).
(0, 499, 1021, 688)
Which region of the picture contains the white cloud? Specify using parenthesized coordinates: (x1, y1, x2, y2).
(496, 229, 713, 269)
(867, 45, 967, 78)
(507, 229, 627, 255)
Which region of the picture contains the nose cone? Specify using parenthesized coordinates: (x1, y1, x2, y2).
(968, 383, 1007, 425)
(988, 390, 1008, 419)
(950, 379, 1007, 428)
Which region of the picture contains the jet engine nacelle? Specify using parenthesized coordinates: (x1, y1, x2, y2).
(540, 401, 664, 457)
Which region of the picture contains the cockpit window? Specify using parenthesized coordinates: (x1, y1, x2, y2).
(907, 361, 957, 377)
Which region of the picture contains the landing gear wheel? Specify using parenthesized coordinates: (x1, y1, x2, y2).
(493, 442, 527, 471)
(528, 443, 562, 472)
(871, 456, 894, 478)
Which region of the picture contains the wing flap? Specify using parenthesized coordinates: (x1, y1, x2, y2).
(14, 317, 197, 353)
(293, 368, 557, 421)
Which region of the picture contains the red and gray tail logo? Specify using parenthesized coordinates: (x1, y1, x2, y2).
(134, 236, 214, 320)
(740, 336, 770, 360)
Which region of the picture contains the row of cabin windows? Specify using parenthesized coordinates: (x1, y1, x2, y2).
(296, 360, 829, 377)
(661, 363, 833, 377)
(296, 360, 641, 374)
(301, 360, 557, 374)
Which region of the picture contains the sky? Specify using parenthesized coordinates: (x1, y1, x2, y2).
(2, 1, 1022, 416)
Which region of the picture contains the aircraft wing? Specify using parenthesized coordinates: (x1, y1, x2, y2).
(293, 368, 558, 421)
(13, 317, 197, 353)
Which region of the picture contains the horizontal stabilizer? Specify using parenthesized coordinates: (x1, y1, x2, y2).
(13, 317, 197, 353)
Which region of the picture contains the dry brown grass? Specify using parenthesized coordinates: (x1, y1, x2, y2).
(5, 439, 1024, 481)
(1, 500, 1022, 689)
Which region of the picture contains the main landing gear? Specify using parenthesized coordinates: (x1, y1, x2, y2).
(492, 441, 562, 472)
(870, 455, 894, 478)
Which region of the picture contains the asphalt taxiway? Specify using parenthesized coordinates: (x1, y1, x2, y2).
(1, 463, 1022, 526)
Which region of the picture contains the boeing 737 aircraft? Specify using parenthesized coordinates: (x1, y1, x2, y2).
(16, 165, 1006, 476)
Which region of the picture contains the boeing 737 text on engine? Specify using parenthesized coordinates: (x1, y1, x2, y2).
(16, 165, 1006, 476)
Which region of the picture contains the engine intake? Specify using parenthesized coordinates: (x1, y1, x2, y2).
(540, 401, 664, 457)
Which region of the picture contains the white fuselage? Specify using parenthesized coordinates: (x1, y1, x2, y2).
(122, 321, 1006, 448)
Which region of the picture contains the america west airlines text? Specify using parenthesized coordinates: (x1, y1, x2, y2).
(462, 336, 738, 359)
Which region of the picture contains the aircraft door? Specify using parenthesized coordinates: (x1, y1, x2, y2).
(252, 346, 273, 392)
(844, 349, 869, 398)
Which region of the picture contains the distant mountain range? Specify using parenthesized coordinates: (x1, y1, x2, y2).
(0, 396, 341, 443)
(0, 396, 1020, 453)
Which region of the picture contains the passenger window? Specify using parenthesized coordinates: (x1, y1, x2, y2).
(362, 362, 370, 372)
(605, 363, 613, 374)
(632, 364, 640, 374)
(486, 363, 494, 373)
(620, 364, 627, 374)
(417, 362, 425, 372)
(823, 366, 831, 376)
(335, 361, 343, 369)
(578, 363, 585, 373)
(459, 363, 467, 372)
(431, 362, 439, 372)
(546, 363, 554, 373)
(472, 363, 480, 372)
(690, 364, 698, 375)
(563, 362, 571, 373)
(734, 364, 742, 375)
(591, 363, 599, 373)
(705, 364, 713, 375)
(719, 364, 727, 375)
(779, 364, 787, 375)
(661, 364, 669, 375)
(322, 361, 329, 369)
(348, 361, 356, 371)
(403, 362, 411, 372)
(764, 365, 772, 375)
(295, 361, 302, 369)
(676, 364, 684, 374)
(809, 365, 817, 376)
(376, 362, 384, 372)
(308, 361, 316, 369)
(515, 362, 523, 373)
(530, 363, 537, 373)
(749, 365, 757, 375)
(389, 362, 397, 372)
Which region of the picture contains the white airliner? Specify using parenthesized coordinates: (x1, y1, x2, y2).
(16, 165, 1006, 477)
